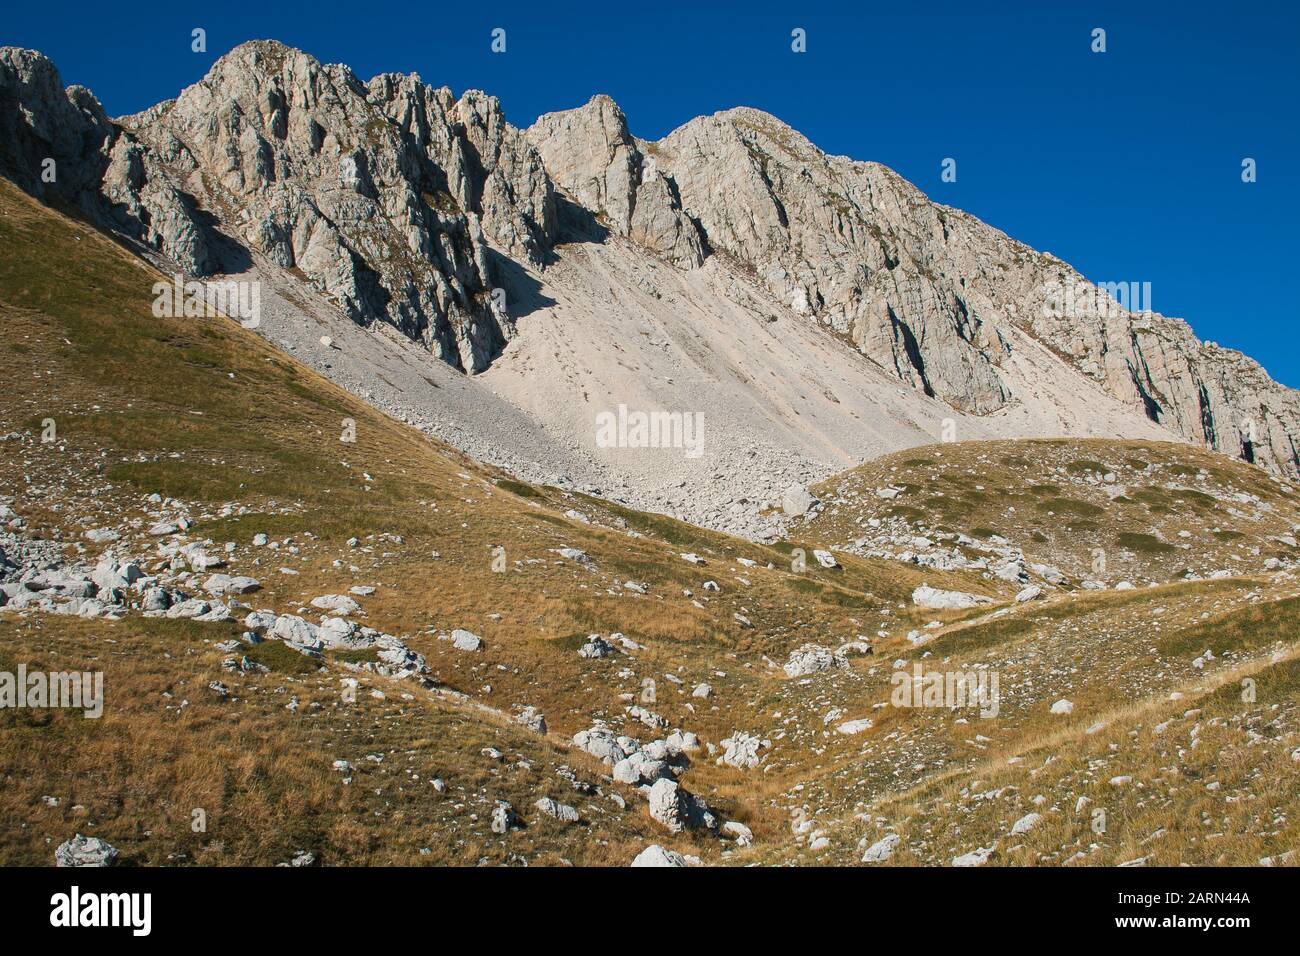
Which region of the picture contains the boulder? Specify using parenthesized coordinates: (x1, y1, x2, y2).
(630, 844, 688, 867)
(720, 731, 765, 769)
(578, 635, 614, 658)
(317, 617, 360, 648)
(311, 593, 361, 615)
(613, 751, 670, 786)
(721, 821, 754, 847)
(272, 614, 323, 651)
(1015, 585, 1043, 603)
(55, 834, 118, 867)
(911, 585, 992, 610)
(1011, 812, 1042, 835)
(534, 797, 579, 823)
(664, 730, 700, 754)
(451, 629, 483, 652)
(573, 724, 630, 764)
(952, 845, 995, 867)
(244, 609, 278, 631)
(644, 781, 686, 833)
(782, 484, 818, 517)
(861, 833, 900, 863)
(490, 801, 518, 834)
(516, 706, 547, 734)
(783, 643, 845, 678)
(812, 549, 839, 569)
(203, 573, 260, 595)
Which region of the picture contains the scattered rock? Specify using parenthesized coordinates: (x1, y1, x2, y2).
(451, 629, 483, 652)
(782, 484, 818, 517)
(578, 635, 614, 658)
(534, 797, 579, 823)
(861, 833, 900, 863)
(912, 585, 992, 610)
(783, 643, 845, 678)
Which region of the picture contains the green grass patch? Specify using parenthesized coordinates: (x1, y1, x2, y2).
(330, 647, 381, 666)
(495, 478, 544, 500)
(1115, 532, 1175, 554)
(243, 640, 321, 674)
(786, 577, 865, 607)
(1036, 497, 1103, 518)
(106, 459, 254, 502)
(1158, 597, 1300, 657)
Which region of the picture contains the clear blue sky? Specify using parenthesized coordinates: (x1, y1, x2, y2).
(5, 0, 1297, 385)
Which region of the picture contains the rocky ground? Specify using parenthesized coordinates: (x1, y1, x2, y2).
(801, 438, 1300, 584)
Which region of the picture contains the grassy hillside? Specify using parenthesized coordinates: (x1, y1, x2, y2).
(803, 439, 1300, 584)
(1, 178, 1296, 867)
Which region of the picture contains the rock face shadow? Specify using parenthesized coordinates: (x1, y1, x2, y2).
(553, 192, 610, 246)
(488, 247, 556, 322)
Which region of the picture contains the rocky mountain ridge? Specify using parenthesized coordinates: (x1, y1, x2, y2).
(2, 39, 1297, 479)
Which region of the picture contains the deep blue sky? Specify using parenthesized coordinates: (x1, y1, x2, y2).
(5, 1, 1297, 385)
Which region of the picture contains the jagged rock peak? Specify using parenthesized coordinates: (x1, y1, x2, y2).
(0, 47, 111, 198)
(526, 95, 704, 267)
(0, 40, 564, 374)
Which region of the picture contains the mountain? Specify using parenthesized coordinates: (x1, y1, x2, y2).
(1, 38, 1297, 539)
(530, 94, 1300, 468)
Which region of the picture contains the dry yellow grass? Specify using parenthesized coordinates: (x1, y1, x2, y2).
(805, 438, 1300, 583)
(2, 178, 1297, 867)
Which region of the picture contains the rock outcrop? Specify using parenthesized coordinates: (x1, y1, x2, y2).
(526, 95, 703, 267)
(0, 41, 558, 372)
